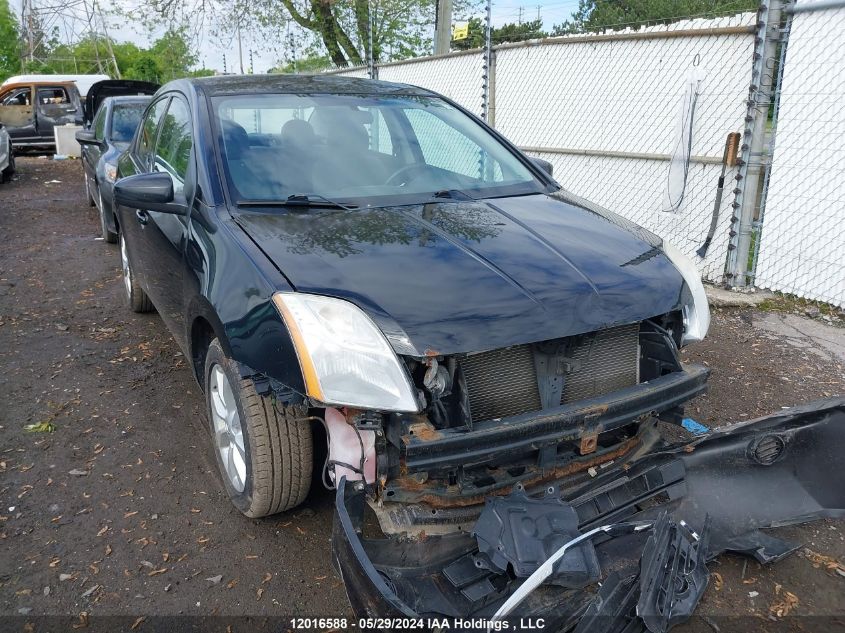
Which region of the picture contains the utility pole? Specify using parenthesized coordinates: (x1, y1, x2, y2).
(83, 0, 105, 74)
(249, 49, 254, 74)
(367, 0, 375, 79)
(22, 0, 40, 67)
(287, 23, 297, 74)
(727, 0, 784, 287)
(237, 21, 244, 73)
(223, 53, 227, 74)
(481, 0, 492, 121)
(518, 6, 523, 24)
(434, 0, 453, 55)
(95, 0, 120, 78)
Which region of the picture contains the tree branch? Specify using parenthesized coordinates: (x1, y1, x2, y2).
(279, 0, 316, 30)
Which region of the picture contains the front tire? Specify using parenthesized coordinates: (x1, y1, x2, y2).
(119, 232, 153, 313)
(98, 189, 118, 244)
(204, 338, 313, 517)
(1, 145, 14, 182)
(84, 172, 95, 206)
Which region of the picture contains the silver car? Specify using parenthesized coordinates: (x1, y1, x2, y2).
(0, 123, 14, 182)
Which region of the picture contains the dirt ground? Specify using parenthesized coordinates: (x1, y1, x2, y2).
(1, 157, 844, 632)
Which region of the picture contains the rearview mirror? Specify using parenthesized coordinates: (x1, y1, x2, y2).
(75, 129, 103, 147)
(114, 172, 186, 215)
(530, 157, 554, 177)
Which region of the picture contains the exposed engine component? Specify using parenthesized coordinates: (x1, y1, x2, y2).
(454, 323, 642, 424)
(324, 407, 376, 484)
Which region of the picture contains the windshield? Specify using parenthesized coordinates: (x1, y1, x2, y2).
(211, 93, 545, 206)
(110, 103, 147, 143)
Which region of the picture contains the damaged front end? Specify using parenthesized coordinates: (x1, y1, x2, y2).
(331, 397, 845, 632)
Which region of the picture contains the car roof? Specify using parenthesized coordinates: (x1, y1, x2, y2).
(2, 81, 77, 90)
(104, 95, 153, 104)
(179, 73, 435, 97)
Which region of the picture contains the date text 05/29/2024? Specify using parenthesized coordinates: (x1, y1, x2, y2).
(289, 618, 548, 630)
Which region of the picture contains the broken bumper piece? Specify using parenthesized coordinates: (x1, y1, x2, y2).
(332, 397, 845, 632)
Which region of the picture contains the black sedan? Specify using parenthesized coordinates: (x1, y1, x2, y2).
(76, 81, 158, 242)
(114, 74, 709, 516)
(109, 74, 845, 630)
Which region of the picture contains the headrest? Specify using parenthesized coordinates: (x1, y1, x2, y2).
(220, 119, 249, 160)
(280, 118, 317, 150)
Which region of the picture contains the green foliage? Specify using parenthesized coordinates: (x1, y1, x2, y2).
(18, 26, 205, 83)
(268, 54, 333, 74)
(0, 0, 21, 81)
(150, 27, 199, 81)
(451, 18, 546, 51)
(552, 0, 758, 34)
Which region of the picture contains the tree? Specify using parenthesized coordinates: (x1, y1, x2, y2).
(268, 54, 333, 74)
(0, 0, 21, 81)
(22, 26, 206, 82)
(234, 0, 445, 66)
(451, 18, 546, 51)
(553, 0, 758, 34)
(137, 0, 478, 68)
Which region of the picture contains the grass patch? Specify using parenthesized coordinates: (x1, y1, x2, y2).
(757, 291, 843, 318)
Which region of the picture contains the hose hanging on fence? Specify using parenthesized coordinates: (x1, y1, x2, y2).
(697, 132, 741, 258)
(663, 71, 701, 213)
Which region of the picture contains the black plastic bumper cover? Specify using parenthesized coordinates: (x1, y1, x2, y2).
(332, 397, 845, 631)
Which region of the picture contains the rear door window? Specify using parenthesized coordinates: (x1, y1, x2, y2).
(37, 87, 70, 105)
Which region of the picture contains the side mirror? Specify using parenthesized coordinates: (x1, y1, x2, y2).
(75, 129, 103, 147)
(114, 172, 186, 214)
(530, 157, 554, 177)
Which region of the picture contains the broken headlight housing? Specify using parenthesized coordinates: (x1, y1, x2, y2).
(661, 241, 710, 345)
(272, 292, 419, 412)
(104, 162, 118, 183)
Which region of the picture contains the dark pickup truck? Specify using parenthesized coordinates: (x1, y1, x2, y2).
(0, 81, 83, 149)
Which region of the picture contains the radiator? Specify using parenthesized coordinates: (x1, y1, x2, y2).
(461, 323, 641, 423)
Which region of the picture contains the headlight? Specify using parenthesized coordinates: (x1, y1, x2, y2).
(272, 292, 419, 412)
(661, 241, 710, 345)
(104, 162, 118, 183)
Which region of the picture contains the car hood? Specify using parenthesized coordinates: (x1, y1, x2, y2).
(234, 193, 685, 356)
(83, 80, 159, 126)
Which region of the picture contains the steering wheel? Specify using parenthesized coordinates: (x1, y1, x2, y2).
(385, 163, 430, 187)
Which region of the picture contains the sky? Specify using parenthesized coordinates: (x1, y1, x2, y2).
(12, 0, 582, 74)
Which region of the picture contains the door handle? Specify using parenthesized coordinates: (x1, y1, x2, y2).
(135, 209, 149, 225)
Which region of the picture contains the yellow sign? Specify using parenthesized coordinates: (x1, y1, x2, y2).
(452, 22, 469, 41)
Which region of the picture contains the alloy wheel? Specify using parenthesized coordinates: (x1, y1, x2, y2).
(208, 363, 247, 492)
(119, 234, 132, 300)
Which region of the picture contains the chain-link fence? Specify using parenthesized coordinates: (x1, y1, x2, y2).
(323, 1, 844, 307)
(752, 0, 845, 308)
(328, 14, 757, 284)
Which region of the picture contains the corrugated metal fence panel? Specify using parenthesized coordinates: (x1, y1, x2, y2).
(754, 1, 845, 308)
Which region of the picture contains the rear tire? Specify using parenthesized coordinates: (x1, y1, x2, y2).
(204, 338, 313, 517)
(119, 232, 153, 313)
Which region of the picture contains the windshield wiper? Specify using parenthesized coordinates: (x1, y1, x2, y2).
(237, 194, 358, 211)
(432, 189, 476, 201)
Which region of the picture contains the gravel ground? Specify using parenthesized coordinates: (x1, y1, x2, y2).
(1, 157, 844, 632)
